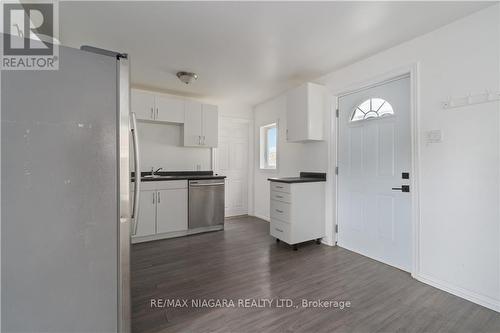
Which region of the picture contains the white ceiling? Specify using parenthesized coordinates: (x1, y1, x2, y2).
(60, 1, 490, 106)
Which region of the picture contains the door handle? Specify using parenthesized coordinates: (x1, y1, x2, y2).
(190, 183, 225, 187)
(392, 185, 410, 192)
(130, 112, 141, 236)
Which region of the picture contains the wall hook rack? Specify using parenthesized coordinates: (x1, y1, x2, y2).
(442, 90, 500, 109)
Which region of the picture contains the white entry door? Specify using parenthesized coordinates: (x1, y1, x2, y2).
(216, 117, 249, 216)
(338, 76, 411, 272)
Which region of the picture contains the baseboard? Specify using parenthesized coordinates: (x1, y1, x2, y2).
(415, 273, 500, 313)
(252, 213, 270, 222)
(321, 238, 335, 247)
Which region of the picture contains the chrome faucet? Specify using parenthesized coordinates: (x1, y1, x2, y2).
(152, 167, 163, 176)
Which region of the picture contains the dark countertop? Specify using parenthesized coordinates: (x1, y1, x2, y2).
(268, 172, 326, 184)
(132, 171, 226, 182)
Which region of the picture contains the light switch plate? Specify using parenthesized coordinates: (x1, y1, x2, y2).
(425, 130, 443, 144)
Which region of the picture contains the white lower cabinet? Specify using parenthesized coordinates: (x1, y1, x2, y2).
(269, 181, 325, 247)
(135, 190, 156, 237)
(132, 180, 188, 243)
(156, 188, 188, 234)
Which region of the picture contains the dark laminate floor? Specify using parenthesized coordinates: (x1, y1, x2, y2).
(131, 216, 500, 333)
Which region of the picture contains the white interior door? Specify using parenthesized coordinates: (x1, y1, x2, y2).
(338, 76, 412, 272)
(217, 117, 249, 216)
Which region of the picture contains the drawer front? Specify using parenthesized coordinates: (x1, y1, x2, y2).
(270, 219, 291, 243)
(155, 180, 187, 190)
(270, 182, 290, 193)
(270, 191, 291, 203)
(270, 199, 291, 223)
(140, 180, 187, 191)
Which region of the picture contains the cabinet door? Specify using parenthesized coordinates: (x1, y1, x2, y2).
(202, 104, 218, 147)
(286, 84, 308, 142)
(184, 100, 203, 146)
(133, 190, 156, 237)
(131, 89, 155, 121)
(156, 189, 188, 234)
(155, 95, 185, 123)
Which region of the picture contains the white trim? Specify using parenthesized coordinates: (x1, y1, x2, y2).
(330, 63, 421, 277)
(415, 273, 500, 312)
(253, 213, 270, 222)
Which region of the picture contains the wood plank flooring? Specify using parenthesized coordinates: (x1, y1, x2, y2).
(131, 216, 500, 333)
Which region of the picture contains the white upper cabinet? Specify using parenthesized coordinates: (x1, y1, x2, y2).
(131, 89, 185, 123)
(131, 89, 218, 147)
(184, 101, 218, 147)
(184, 100, 203, 146)
(155, 94, 185, 123)
(286, 82, 327, 142)
(202, 104, 218, 147)
(131, 89, 155, 121)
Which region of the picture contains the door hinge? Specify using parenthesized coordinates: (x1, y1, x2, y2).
(336, 109, 339, 118)
(335, 166, 338, 175)
(335, 225, 339, 233)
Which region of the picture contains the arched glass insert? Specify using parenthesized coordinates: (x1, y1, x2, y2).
(351, 98, 394, 122)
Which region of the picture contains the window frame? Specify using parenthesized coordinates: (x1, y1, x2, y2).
(259, 121, 278, 171)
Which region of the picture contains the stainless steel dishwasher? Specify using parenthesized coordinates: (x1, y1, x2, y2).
(188, 179, 225, 229)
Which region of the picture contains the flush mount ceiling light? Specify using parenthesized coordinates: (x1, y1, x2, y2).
(176, 71, 198, 85)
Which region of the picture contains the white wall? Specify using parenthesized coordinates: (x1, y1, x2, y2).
(253, 5, 500, 311)
(137, 122, 212, 171)
(253, 95, 330, 221)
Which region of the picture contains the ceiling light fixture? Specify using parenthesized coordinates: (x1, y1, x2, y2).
(176, 71, 198, 85)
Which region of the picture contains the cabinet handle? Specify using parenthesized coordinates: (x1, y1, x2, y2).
(275, 228, 283, 233)
(275, 209, 283, 213)
(157, 191, 160, 203)
(203, 135, 206, 145)
(275, 195, 283, 198)
(150, 107, 154, 119)
(152, 192, 155, 204)
(198, 136, 201, 145)
(156, 107, 159, 119)
(276, 186, 283, 189)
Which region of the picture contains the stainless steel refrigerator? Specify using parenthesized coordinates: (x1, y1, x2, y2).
(1, 44, 132, 332)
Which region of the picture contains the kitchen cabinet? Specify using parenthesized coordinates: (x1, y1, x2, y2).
(156, 188, 188, 234)
(286, 82, 326, 142)
(269, 181, 325, 248)
(135, 190, 156, 237)
(131, 89, 185, 123)
(155, 94, 185, 123)
(131, 89, 155, 121)
(184, 101, 218, 147)
(132, 180, 188, 243)
(184, 101, 203, 146)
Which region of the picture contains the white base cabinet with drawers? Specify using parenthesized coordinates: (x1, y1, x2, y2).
(269, 181, 325, 249)
(132, 180, 188, 243)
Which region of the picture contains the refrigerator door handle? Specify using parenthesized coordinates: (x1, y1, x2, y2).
(131, 112, 141, 235)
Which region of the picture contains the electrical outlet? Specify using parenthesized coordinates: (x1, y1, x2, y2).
(425, 130, 443, 144)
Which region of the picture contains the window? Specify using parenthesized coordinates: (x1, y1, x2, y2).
(260, 122, 277, 170)
(351, 98, 394, 122)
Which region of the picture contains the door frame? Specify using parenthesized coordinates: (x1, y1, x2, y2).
(330, 63, 421, 277)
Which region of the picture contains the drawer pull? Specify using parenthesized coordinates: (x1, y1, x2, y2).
(276, 186, 283, 189)
(275, 195, 283, 198)
(275, 209, 283, 213)
(275, 228, 284, 233)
